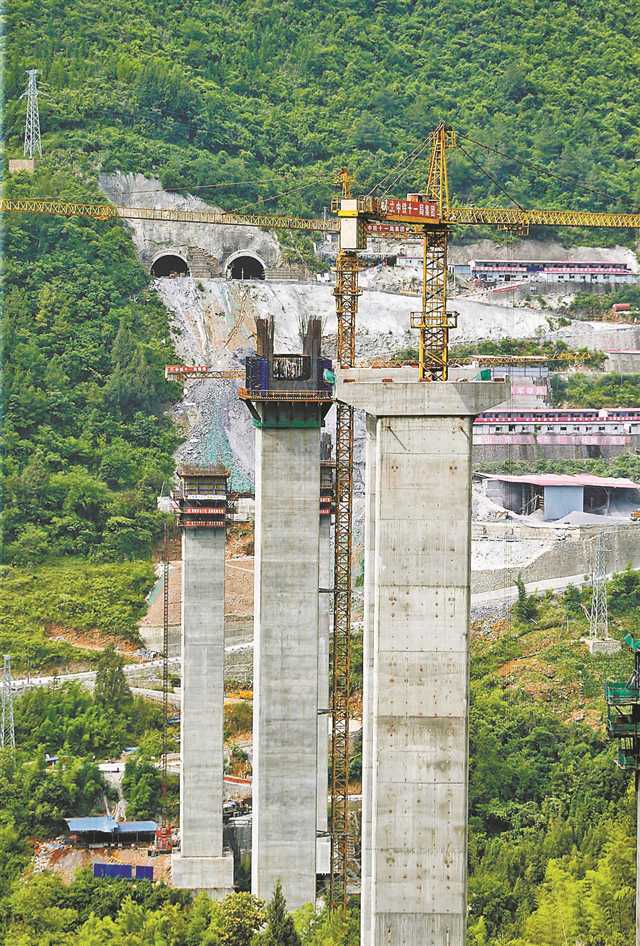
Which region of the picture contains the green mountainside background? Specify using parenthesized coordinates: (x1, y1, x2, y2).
(2, 3, 640, 944)
(5, 0, 640, 238)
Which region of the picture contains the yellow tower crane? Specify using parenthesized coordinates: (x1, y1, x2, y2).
(4, 129, 640, 909)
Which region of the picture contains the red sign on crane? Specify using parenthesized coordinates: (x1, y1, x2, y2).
(380, 198, 438, 221)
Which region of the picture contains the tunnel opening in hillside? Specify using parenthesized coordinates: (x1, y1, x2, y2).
(227, 255, 266, 280)
(151, 254, 190, 277)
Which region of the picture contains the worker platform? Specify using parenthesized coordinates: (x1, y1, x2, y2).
(240, 317, 333, 428)
(172, 465, 229, 529)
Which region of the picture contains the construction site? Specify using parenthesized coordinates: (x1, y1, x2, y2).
(5, 99, 640, 946)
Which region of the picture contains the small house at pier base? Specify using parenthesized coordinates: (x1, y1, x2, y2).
(478, 473, 640, 522)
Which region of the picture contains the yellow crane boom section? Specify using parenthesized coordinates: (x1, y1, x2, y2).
(447, 206, 640, 229)
(3, 197, 639, 232)
(0, 197, 339, 233)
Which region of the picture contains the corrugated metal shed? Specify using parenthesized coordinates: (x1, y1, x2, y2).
(482, 473, 640, 490)
(65, 816, 157, 834)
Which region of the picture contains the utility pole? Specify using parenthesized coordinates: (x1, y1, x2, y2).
(1, 655, 16, 750)
(22, 69, 42, 159)
(589, 531, 608, 641)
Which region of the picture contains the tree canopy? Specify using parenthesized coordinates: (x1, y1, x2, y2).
(4, 0, 640, 246)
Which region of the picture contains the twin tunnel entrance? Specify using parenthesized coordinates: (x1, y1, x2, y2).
(150, 253, 266, 281)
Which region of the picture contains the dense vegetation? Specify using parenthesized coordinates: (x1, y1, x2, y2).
(0, 559, 156, 669)
(1, 165, 180, 566)
(565, 286, 640, 319)
(393, 338, 606, 368)
(0, 576, 637, 944)
(4, 0, 640, 245)
(477, 453, 640, 480)
(3, 1, 640, 943)
(551, 372, 640, 407)
(451, 338, 605, 369)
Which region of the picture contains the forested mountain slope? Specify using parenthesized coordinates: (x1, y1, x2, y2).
(1, 165, 179, 566)
(5, 0, 640, 234)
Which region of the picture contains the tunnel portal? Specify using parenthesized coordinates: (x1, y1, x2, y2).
(151, 254, 190, 277)
(227, 254, 266, 280)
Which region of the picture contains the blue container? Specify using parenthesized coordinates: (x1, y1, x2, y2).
(135, 865, 154, 881)
(93, 862, 132, 879)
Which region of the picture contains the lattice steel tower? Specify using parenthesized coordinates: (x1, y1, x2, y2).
(1, 655, 16, 750)
(23, 69, 42, 159)
(589, 531, 609, 640)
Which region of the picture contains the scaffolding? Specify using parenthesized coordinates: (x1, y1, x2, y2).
(605, 635, 640, 770)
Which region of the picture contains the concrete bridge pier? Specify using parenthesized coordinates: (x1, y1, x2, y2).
(336, 368, 507, 946)
(171, 466, 234, 898)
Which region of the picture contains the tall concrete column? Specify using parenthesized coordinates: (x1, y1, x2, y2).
(336, 368, 507, 946)
(172, 466, 234, 897)
(251, 424, 321, 907)
(242, 316, 332, 908)
(317, 449, 334, 875)
(360, 413, 377, 946)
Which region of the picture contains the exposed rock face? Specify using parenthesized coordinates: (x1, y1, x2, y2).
(99, 174, 640, 492)
(99, 172, 281, 277)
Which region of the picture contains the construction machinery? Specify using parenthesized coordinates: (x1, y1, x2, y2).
(4, 124, 640, 905)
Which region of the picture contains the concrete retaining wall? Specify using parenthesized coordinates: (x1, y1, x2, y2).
(472, 522, 640, 594)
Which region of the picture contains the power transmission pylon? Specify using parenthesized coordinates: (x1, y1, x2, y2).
(22, 69, 42, 159)
(1, 655, 16, 750)
(589, 531, 609, 640)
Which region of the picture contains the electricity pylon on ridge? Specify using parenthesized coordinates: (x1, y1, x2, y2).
(589, 531, 609, 641)
(1, 655, 16, 750)
(22, 69, 42, 159)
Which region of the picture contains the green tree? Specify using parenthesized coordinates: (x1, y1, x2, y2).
(122, 756, 162, 820)
(256, 881, 300, 946)
(513, 575, 538, 623)
(215, 893, 265, 946)
(94, 647, 132, 710)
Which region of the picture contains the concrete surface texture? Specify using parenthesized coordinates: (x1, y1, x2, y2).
(172, 528, 234, 896)
(360, 414, 377, 945)
(317, 514, 332, 875)
(337, 369, 506, 946)
(251, 426, 321, 908)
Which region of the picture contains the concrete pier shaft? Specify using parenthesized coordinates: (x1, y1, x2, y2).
(251, 423, 321, 907)
(242, 316, 332, 907)
(336, 368, 507, 946)
(171, 467, 234, 897)
(361, 413, 377, 945)
(317, 448, 334, 876)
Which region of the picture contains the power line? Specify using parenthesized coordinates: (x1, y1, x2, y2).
(230, 173, 330, 215)
(456, 130, 623, 208)
(367, 136, 432, 197)
(124, 172, 332, 198)
(457, 142, 526, 211)
(124, 176, 284, 196)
